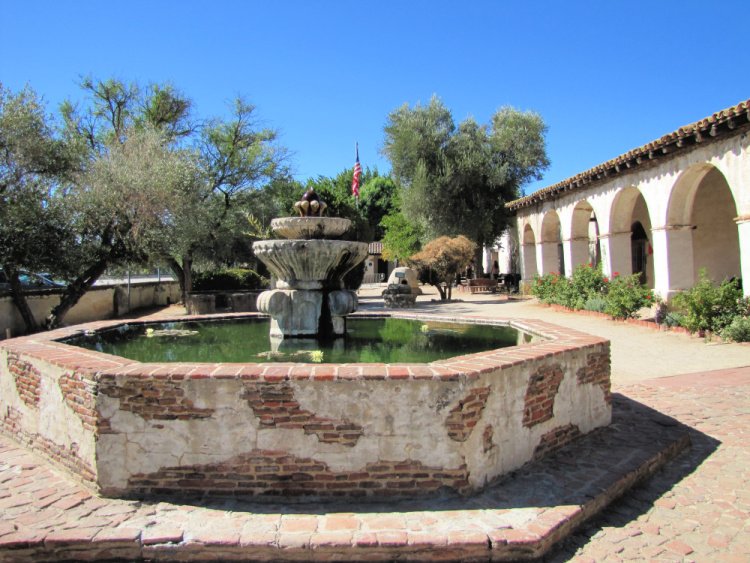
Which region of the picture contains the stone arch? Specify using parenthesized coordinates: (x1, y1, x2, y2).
(540, 211, 564, 275)
(610, 186, 653, 235)
(604, 186, 654, 286)
(665, 164, 740, 288)
(569, 200, 601, 271)
(521, 223, 538, 280)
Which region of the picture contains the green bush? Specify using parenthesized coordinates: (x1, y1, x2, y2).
(603, 273, 654, 319)
(663, 311, 685, 328)
(721, 317, 750, 342)
(192, 268, 268, 291)
(569, 263, 608, 310)
(533, 266, 653, 319)
(671, 271, 747, 334)
(531, 272, 562, 304)
(583, 296, 607, 313)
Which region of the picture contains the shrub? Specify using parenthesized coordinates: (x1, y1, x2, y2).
(671, 271, 746, 334)
(192, 268, 268, 291)
(663, 311, 685, 328)
(721, 317, 750, 342)
(531, 272, 559, 303)
(569, 263, 608, 310)
(583, 296, 607, 313)
(604, 273, 653, 319)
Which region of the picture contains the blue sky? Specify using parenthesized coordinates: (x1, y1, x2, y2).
(3, 1, 748, 195)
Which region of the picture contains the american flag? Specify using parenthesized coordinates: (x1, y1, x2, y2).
(351, 143, 362, 198)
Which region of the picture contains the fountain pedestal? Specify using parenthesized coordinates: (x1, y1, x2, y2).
(253, 213, 367, 338)
(256, 288, 357, 337)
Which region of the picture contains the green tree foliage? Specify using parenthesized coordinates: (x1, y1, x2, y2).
(47, 126, 201, 328)
(303, 168, 396, 242)
(0, 84, 75, 331)
(380, 211, 423, 261)
(382, 96, 548, 273)
(165, 96, 288, 294)
(55, 79, 288, 320)
(408, 235, 475, 301)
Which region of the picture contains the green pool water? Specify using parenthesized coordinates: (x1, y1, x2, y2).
(65, 317, 531, 364)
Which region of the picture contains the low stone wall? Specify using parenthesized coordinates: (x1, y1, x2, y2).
(0, 282, 181, 339)
(0, 313, 611, 501)
(185, 291, 261, 315)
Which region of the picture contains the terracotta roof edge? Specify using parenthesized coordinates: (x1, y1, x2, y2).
(507, 98, 750, 210)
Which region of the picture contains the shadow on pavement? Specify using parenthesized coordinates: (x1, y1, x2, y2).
(136, 392, 715, 537)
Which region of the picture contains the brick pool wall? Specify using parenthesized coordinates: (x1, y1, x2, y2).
(0, 313, 611, 500)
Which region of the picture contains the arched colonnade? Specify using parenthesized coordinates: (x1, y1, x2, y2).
(512, 110, 750, 299)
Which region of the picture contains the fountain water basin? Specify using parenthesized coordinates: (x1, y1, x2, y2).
(0, 312, 611, 502)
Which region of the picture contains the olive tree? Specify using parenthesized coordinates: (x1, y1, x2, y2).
(0, 84, 75, 332)
(383, 96, 548, 275)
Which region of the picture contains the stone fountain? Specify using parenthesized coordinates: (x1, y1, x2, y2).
(253, 189, 369, 339)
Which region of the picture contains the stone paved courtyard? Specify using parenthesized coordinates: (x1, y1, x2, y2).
(0, 292, 748, 561)
(546, 368, 750, 562)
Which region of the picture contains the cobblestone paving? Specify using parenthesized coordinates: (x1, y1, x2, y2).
(546, 367, 750, 562)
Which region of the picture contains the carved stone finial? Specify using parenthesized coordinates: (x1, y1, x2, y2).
(294, 188, 328, 217)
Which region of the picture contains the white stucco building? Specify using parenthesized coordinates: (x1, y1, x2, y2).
(507, 99, 750, 299)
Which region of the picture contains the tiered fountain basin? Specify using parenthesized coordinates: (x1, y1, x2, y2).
(0, 312, 611, 502)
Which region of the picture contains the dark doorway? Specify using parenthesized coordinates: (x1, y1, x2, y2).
(631, 221, 649, 285)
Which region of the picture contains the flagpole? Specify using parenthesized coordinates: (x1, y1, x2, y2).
(356, 142, 358, 210)
(354, 142, 360, 210)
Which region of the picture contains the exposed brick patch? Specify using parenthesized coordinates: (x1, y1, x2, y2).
(8, 355, 42, 409)
(482, 425, 494, 453)
(1, 405, 24, 437)
(445, 386, 491, 442)
(99, 378, 214, 421)
(577, 350, 612, 405)
(523, 364, 564, 428)
(59, 372, 98, 431)
(533, 423, 581, 460)
(126, 451, 470, 499)
(242, 382, 363, 447)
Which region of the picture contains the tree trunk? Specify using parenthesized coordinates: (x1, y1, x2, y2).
(166, 253, 193, 304)
(166, 257, 185, 299)
(434, 282, 447, 301)
(4, 266, 38, 334)
(45, 258, 109, 329)
(182, 254, 193, 304)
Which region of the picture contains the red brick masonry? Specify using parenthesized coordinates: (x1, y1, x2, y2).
(127, 451, 470, 499)
(99, 377, 215, 421)
(242, 382, 364, 446)
(523, 364, 564, 428)
(445, 385, 491, 441)
(8, 355, 42, 409)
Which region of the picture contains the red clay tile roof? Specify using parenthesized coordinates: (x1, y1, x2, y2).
(507, 98, 750, 211)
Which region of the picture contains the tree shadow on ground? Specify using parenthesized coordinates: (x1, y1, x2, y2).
(539, 394, 721, 561)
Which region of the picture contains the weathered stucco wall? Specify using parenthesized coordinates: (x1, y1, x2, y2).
(0, 282, 181, 339)
(0, 313, 611, 501)
(0, 349, 99, 485)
